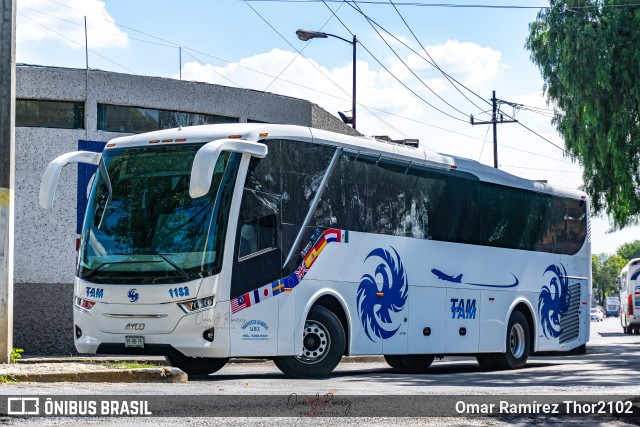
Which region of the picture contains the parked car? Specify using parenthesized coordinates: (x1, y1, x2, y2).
(591, 308, 604, 322)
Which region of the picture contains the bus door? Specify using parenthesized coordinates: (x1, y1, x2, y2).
(229, 188, 281, 356)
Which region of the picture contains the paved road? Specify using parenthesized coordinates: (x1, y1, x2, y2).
(2, 316, 639, 426)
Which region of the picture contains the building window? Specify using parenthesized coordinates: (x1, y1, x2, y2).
(97, 104, 237, 133)
(16, 99, 84, 129)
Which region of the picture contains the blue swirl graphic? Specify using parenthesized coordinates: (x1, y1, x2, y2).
(357, 247, 408, 342)
(538, 264, 570, 339)
(128, 288, 139, 303)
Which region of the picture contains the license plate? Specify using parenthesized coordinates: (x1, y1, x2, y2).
(125, 336, 144, 348)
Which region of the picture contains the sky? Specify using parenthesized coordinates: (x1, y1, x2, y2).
(15, 0, 640, 255)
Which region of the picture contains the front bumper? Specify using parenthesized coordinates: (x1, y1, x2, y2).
(73, 305, 229, 358)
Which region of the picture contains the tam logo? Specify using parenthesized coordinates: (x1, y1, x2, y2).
(85, 287, 103, 299)
(450, 298, 476, 319)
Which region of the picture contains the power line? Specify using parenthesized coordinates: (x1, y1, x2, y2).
(263, 2, 345, 91)
(18, 5, 176, 48)
(350, 0, 471, 120)
(243, 0, 640, 9)
(343, 1, 491, 109)
(17, 12, 137, 74)
(245, 0, 408, 136)
(181, 49, 242, 87)
(320, 0, 469, 123)
(388, 0, 487, 113)
(37, 0, 575, 161)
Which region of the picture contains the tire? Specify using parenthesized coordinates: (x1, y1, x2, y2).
(384, 355, 406, 369)
(492, 310, 530, 370)
(476, 354, 498, 370)
(166, 354, 228, 376)
(399, 355, 435, 372)
(274, 305, 345, 378)
(570, 344, 587, 355)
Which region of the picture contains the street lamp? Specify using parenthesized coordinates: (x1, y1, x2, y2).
(296, 29, 357, 129)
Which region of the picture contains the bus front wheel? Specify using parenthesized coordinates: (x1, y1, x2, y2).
(274, 305, 345, 378)
(167, 354, 228, 376)
(493, 310, 530, 370)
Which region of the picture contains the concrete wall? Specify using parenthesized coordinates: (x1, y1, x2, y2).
(14, 65, 357, 354)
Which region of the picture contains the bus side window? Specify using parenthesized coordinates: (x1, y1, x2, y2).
(237, 189, 279, 259)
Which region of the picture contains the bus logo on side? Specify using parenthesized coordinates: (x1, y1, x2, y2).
(450, 298, 477, 319)
(85, 287, 103, 299)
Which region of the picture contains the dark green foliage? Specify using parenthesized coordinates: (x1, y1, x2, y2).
(617, 239, 640, 261)
(592, 253, 626, 298)
(526, 1, 640, 229)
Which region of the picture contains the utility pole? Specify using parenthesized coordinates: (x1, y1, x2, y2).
(470, 90, 517, 169)
(0, 0, 16, 363)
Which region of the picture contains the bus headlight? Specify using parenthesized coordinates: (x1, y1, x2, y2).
(75, 296, 96, 311)
(178, 295, 215, 313)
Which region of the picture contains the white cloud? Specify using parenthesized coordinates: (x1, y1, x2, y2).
(406, 40, 502, 88)
(179, 40, 504, 140)
(17, 0, 128, 49)
(178, 43, 609, 236)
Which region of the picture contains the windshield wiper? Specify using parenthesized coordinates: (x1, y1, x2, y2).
(153, 253, 191, 279)
(81, 262, 108, 280)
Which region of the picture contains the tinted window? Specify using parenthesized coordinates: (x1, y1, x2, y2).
(237, 190, 279, 259)
(97, 104, 236, 133)
(16, 99, 84, 129)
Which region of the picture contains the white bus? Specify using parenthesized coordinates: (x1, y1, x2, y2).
(40, 123, 591, 377)
(618, 259, 640, 333)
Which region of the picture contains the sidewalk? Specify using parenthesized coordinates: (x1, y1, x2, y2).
(0, 355, 385, 383)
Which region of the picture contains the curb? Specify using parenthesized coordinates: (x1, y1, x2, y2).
(8, 367, 187, 383)
(19, 355, 386, 365)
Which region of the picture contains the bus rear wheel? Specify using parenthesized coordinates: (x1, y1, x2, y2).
(492, 310, 530, 370)
(384, 355, 406, 369)
(476, 354, 498, 370)
(398, 355, 435, 372)
(166, 354, 228, 376)
(384, 355, 434, 372)
(274, 305, 345, 378)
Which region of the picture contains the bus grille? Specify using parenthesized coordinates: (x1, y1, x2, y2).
(559, 283, 581, 344)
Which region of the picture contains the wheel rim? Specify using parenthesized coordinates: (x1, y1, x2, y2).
(509, 323, 525, 359)
(296, 320, 331, 364)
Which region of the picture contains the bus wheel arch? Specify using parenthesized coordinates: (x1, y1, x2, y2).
(313, 294, 351, 356)
(479, 301, 534, 371)
(512, 301, 536, 354)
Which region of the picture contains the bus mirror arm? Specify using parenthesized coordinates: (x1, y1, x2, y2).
(39, 151, 102, 210)
(189, 139, 268, 198)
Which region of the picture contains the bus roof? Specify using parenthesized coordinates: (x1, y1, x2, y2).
(106, 123, 587, 200)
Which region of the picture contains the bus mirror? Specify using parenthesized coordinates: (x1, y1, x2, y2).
(40, 151, 102, 210)
(190, 139, 268, 198)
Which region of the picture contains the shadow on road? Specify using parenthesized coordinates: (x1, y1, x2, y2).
(195, 340, 640, 388)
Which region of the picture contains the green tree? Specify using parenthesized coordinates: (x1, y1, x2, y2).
(526, 1, 640, 229)
(617, 240, 640, 261)
(592, 253, 627, 301)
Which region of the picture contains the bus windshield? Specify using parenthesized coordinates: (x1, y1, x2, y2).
(78, 144, 240, 285)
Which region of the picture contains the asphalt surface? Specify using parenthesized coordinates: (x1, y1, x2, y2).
(1, 316, 638, 426)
